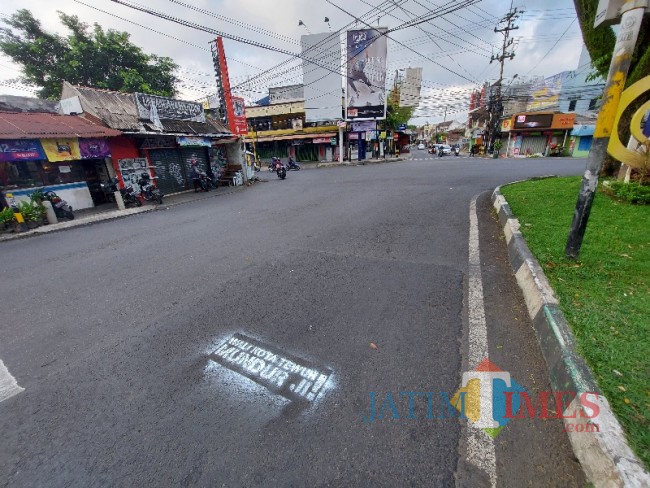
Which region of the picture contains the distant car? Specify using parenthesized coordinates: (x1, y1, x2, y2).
(440, 144, 452, 155)
(417, 143, 425, 150)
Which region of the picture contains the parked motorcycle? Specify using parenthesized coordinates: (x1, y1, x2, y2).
(286, 158, 300, 171)
(43, 190, 74, 220)
(101, 177, 142, 208)
(454, 147, 460, 156)
(273, 159, 287, 180)
(198, 171, 217, 192)
(137, 173, 164, 204)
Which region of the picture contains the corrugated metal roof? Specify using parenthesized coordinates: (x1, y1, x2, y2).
(66, 83, 231, 136)
(0, 112, 122, 139)
(70, 85, 142, 131)
(145, 118, 230, 136)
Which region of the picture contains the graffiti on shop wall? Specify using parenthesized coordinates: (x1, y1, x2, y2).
(169, 163, 184, 186)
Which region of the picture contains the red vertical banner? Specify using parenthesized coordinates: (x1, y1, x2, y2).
(216, 37, 238, 135)
(232, 96, 248, 135)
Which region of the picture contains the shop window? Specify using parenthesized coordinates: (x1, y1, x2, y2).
(0, 161, 45, 188)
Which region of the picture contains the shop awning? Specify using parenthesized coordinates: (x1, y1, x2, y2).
(0, 112, 122, 139)
(250, 132, 337, 143)
(571, 125, 595, 137)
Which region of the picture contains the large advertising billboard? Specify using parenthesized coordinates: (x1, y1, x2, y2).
(346, 27, 387, 120)
(301, 33, 343, 122)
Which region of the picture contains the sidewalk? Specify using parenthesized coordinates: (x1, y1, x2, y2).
(0, 183, 247, 243)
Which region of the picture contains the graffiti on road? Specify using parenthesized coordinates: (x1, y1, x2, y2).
(208, 333, 332, 403)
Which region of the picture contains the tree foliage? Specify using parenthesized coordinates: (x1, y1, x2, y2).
(385, 87, 414, 129)
(573, 0, 650, 86)
(0, 9, 178, 99)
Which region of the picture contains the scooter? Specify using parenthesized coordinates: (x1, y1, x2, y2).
(274, 159, 287, 180)
(287, 158, 300, 171)
(137, 173, 164, 204)
(101, 177, 141, 207)
(43, 190, 74, 220)
(454, 148, 460, 157)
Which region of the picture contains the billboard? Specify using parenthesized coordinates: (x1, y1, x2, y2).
(346, 27, 387, 120)
(399, 67, 423, 108)
(301, 33, 343, 122)
(526, 72, 570, 112)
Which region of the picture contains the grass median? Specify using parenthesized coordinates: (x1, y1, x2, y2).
(500, 176, 649, 470)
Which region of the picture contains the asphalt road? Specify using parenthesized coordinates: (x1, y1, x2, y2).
(1, 154, 587, 487)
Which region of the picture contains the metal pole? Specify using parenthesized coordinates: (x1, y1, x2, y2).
(339, 124, 344, 163)
(565, 5, 645, 259)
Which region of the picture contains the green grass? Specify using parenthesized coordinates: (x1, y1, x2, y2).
(500, 176, 650, 470)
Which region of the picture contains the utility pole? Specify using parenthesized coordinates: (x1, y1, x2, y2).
(485, 7, 519, 154)
(565, 1, 648, 259)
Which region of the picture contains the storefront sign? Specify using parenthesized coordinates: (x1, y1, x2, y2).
(551, 113, 576, 130)
(0, 139, 45, 162)
(501, 118, 513, 132)
(351, 120, 376, 132)
(312, 137, 332, 144)
(177, 136, 212, 147)
(514, 113, 553, 130)
(337, 120, 347, 128)
(41, 138, 81, 162)
(209, 333, 332, 403)
(331, 137, 337, 145)
(58, 165, 71, 173)
(79, 138, 111, 158)
(135, 92, 205, 123)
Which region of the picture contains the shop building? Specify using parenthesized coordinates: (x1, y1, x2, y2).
(503, 112, 576, 157)
(245, 99, 340, 162)
(0, 111, 121, 209)
(61, 82, 240, 196)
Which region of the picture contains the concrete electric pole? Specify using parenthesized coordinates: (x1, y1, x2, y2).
(485, 7, 519, 154)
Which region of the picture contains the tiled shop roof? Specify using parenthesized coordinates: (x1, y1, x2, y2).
(0, 112, 122, 139)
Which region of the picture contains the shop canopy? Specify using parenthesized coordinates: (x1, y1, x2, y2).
(571, 125, 595, 137)
(0, 112, 121, 140)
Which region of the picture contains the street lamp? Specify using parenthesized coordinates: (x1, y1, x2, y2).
(324, 17, 331, 32)
(298, 20, 311, 34)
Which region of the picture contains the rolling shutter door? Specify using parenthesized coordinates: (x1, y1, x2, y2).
(519, 136, 547, 155)
(149, 149, 188, 195)
(179, 147, 210, 182)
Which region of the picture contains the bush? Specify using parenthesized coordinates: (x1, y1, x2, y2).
(0, 206, 16, 227)
(602, 180, 650, 204)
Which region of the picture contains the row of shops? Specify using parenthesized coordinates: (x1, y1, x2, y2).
(466, 111, 595, 158)
(247, 120, 411, 162)
(1, 84, 244, 210)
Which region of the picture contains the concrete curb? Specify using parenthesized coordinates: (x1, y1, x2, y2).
(0, 185, 247, 243)
(491, 186, 650, 488)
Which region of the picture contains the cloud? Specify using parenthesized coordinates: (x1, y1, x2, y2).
(0, 0, 588, 123)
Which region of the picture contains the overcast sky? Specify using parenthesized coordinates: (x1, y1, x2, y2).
(0, 0, 590, 124)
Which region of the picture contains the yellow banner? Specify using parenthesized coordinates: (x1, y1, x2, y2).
(41, 138, 81, 162)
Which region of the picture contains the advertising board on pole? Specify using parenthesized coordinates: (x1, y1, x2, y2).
(301, 32, 343, 122)
(346, 27, 388, 120)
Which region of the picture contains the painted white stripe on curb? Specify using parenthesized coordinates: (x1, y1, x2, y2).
(0, 359, 24, 403)
(467, 196, 497, 487)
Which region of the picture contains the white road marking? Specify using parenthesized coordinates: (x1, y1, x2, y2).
(466, 196, 497, 487)
(0, 359, 24, 403)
